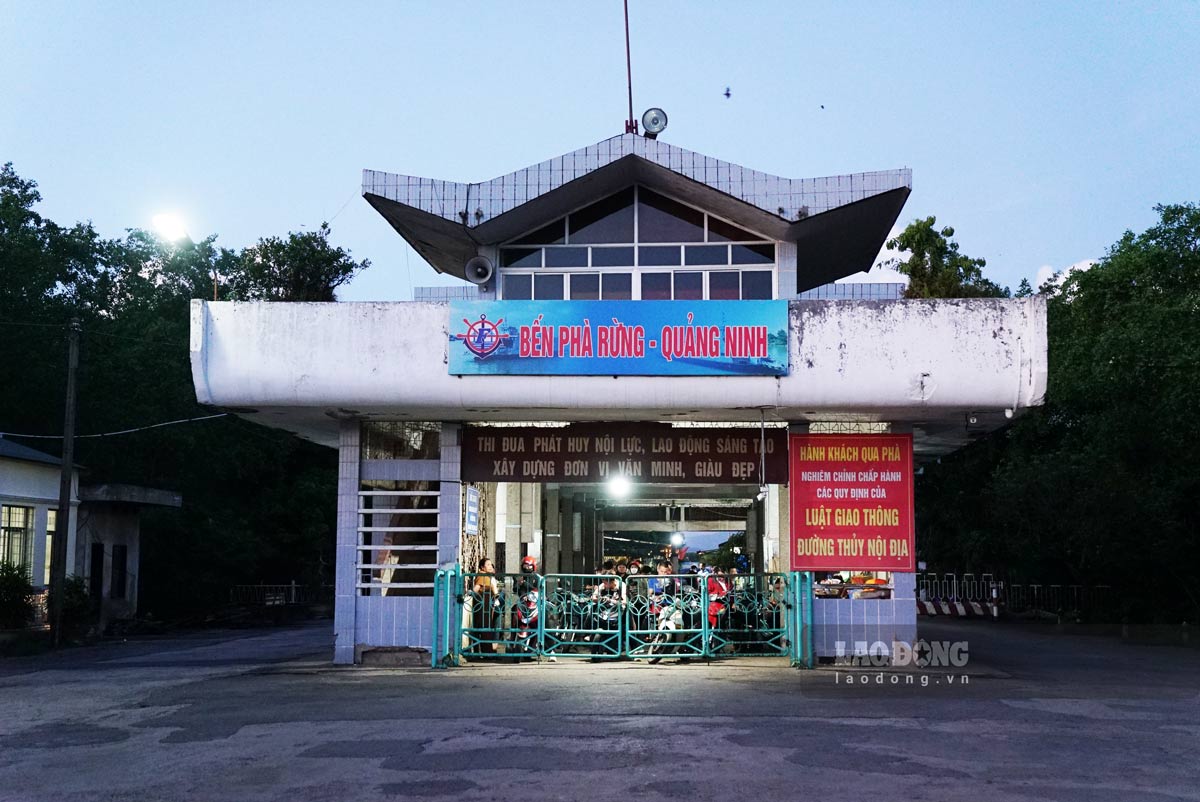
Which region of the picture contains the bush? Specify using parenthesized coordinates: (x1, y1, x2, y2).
(0, 561, 35, 629)
(47, 575, 95, 638)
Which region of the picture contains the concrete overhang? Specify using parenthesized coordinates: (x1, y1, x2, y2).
(189, 297, 1047, 460)
(79, 484, 183, 508)
(363, 134, 911, 294)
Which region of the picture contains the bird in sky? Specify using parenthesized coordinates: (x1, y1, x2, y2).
(723, 87, 731, 99)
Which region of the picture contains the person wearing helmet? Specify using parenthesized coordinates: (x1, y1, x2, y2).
(513, 554, 554, 662)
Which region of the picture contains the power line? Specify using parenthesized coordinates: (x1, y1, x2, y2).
(1, 413, 228, 440)
(85, 330, 184, 349)
(0, 319, 66, 329)
(0, 319, 183, 349)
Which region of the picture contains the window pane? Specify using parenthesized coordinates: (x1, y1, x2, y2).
(500, 248, 542, 268)
(638, 246, 681, 266)
(591, 246, 635, 267)
(707, 217, 760, 242)
(570, 273, 600, 300)
(674, 271, 703, 300)
(533, 274, 565, 300)
(685, 244, 728, 266)
(601, 273, 632, 300)
(641, 273, 671, 300)
(44, 508, 56, 584)
(504, 273, 532, 300)
(544, 247, 589, 267)
(1, 505, 32, 570)
(569, 188, 635, 244)
(731, 243, 775, 264)
(514, 219, 565, 245)
(637, 188, 704, 242)
(710, 272, 740, 300)
(742, 270, 773, 299)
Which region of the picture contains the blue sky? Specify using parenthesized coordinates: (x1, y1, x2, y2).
(2, 1, 1196, 300)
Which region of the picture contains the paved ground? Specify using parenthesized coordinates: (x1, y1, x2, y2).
(1, 619, 1198, 802)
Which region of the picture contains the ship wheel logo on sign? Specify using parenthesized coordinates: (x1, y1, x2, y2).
(457, 314, 509, 358)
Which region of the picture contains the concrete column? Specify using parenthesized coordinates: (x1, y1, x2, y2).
(31, 506, 48, 588)
(333, 419, 361, 665)
(763, 485, 783, 573)
(519, 483, 538, 555)
(582, 498, 598, 573)
(493, 481, 507, 572)
(746, 504, 760, 574)
(504, 482, 522, 574)
(438, 423, 462, 566)
(482, 482, 498, 565)
(543, 487, 561, 574)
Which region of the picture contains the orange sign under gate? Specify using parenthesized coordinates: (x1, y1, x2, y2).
(789, 433, 915, 572)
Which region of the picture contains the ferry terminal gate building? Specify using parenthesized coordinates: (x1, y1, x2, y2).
(188, 133, 1047, 664)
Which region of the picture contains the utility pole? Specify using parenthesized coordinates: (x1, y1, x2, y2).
(50, 318, 80, 647)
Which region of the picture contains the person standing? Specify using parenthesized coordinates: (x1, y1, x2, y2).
(470, 557, 499, 654)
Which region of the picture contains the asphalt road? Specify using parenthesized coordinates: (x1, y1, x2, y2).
(1, 619, 1197, 802)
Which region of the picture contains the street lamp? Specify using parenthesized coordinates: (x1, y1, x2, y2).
(606, 475, 632, 499)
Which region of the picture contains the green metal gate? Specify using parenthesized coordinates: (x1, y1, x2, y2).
(433, 567, 814, 668)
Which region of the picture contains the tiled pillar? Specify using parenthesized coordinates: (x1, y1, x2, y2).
(892, 572, 917, 647)
(777, 241, 798, 299)
(438, 423, 462, 566)
(333, 420, 360, 665)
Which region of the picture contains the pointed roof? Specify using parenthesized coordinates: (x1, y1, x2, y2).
(363, 133, 911, 292)
(0, 437, 63, 467)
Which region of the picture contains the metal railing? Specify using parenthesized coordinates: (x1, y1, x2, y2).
(228, 582, 333, 606)
(915, 572, 1114, 618)
(431, 568, 813, 668)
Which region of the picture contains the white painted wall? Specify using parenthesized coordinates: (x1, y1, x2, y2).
(0, 458, 79, 586)
(190, 298, 1047, 447)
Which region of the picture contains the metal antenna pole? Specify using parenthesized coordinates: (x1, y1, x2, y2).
(50, 318, 80, 647)
(624, 0, 636, 134)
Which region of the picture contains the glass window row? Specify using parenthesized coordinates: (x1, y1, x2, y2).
(500, 243, 774, 269)
(509, 186, 769, 247)
(502, 269, 774, 301)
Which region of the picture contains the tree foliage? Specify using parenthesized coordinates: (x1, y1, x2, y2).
(0, 163, 367, 620)
(886, 217, 1010, 298)
(916, 203, 1200, 622)
(227, 223, 368, 302)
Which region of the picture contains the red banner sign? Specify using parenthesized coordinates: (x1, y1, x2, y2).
(789, 433, 915, 571)
(462, 424, 787, 484)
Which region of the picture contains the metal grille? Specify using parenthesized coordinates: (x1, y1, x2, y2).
(807, 421, 891, 434)
(357, 481, 439, 596)
(361, 421, 440, 460)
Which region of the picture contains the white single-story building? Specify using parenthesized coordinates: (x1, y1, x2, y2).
(0, 438, 180, 628)
(189, 131, 1047, 664)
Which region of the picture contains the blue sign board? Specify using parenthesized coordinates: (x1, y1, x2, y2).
(448, 300, 789, 376)
(464, 486, 480, 536)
